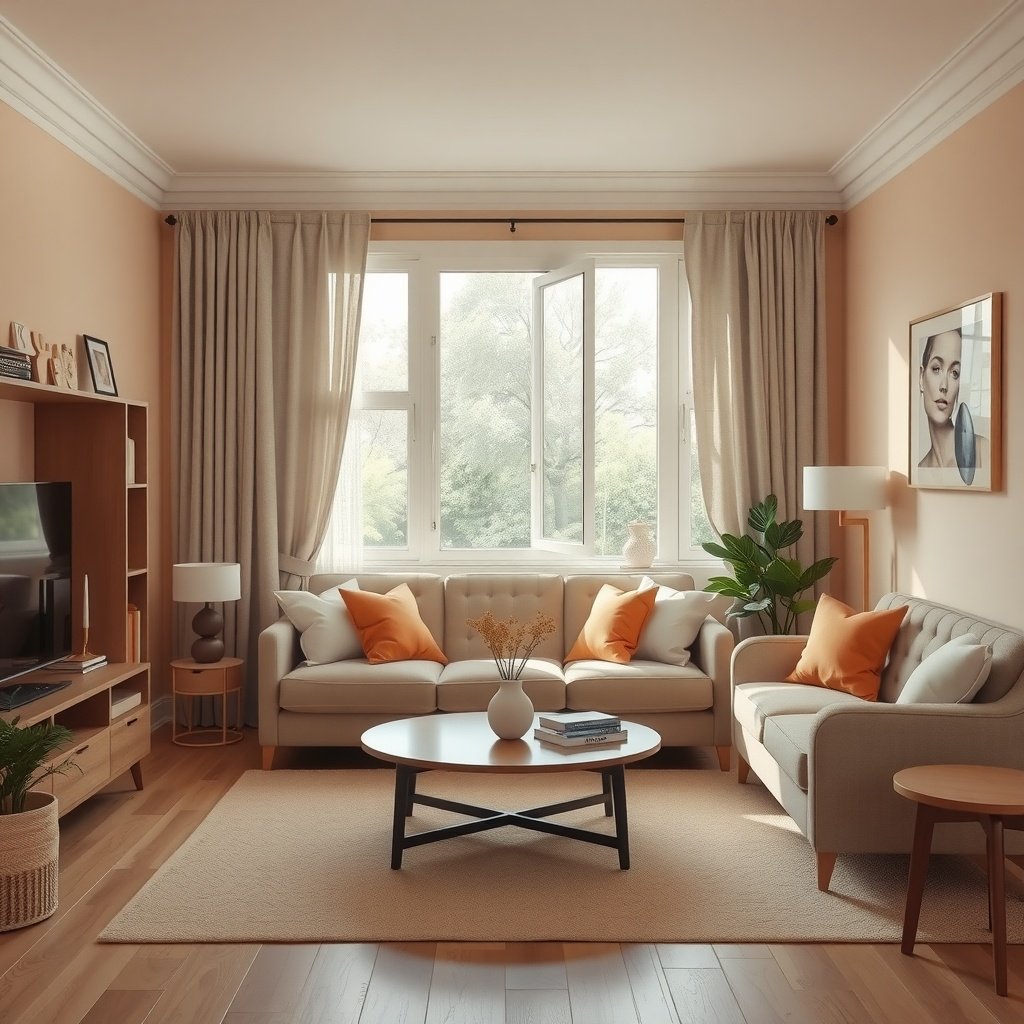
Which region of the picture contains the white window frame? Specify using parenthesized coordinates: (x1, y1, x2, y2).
(355, 240, 712, 571)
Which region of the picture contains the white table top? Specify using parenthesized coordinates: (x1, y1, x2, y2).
(361, 712, 661, 774)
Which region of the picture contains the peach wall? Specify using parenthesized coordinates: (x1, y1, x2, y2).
(0, 102, 168, 692)
(845, 82, 1024, 627)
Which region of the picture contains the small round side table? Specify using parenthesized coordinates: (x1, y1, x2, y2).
(171, 656, 244, 746)
(894, 763, 1024, 997)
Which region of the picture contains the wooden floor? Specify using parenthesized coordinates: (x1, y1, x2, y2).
(2, 730, 1024, 1024)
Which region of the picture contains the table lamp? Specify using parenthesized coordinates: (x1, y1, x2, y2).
(172, 561, 241, 663)
(803, 466, 887, 611)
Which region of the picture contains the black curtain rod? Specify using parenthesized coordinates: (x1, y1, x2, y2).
(164, 214, 839, 230)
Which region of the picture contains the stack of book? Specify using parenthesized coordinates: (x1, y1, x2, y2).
(57, 652, 107, 673)
(534, 711, 627, 749)
(0, 349, 31, 380)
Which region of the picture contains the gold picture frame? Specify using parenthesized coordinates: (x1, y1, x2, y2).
(909, 292, 1002, 491)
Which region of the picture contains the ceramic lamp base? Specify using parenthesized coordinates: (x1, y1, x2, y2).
(190, 603, 225, 663)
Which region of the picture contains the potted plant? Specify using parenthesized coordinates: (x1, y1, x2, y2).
(701, 494, 837, 635)
(0, 717, 77, 931)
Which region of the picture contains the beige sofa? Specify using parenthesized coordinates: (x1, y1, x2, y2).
(259, 572, 734, 770)
(732, 592, 1024, 890)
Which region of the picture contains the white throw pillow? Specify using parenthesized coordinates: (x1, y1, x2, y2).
(896, 634, 993, 705)
(633, 577, 733, 666)
(274, 580, 362, 664)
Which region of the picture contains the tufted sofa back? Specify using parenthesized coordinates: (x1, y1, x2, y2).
(875, 593, 1024, 704)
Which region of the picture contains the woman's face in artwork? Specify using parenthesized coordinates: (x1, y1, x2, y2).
(920, 330, 962, 426)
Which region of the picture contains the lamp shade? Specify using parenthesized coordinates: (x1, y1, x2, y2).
(172, 562, 241, 604)
(803, 466, 887, 511)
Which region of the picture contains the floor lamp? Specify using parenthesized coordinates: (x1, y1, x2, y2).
(803, 466, 888, 611)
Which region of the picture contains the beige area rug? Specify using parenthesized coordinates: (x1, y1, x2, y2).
(100, 768, 1024, 944)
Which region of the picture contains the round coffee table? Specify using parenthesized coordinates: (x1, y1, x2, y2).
(894, 763, 1024, 997)
(361, 713, 661, 869)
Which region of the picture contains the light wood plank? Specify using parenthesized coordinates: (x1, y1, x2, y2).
(769, 944, 850, 991)
(664, 967, 746, 1024)
(657, 944, 719, 969)
(822, 944, 938, 1024)
(505, 942, 567, 990)
(289, 943, 379, 1024)
(143, 945, 260, 1024)
(713, 945, 772, 959)
(564, 942, 640, 1024)
(229, 944, 319, 1014)
(506, 989, 572, 1024)
(108, 944, 191, 990)
(426, 943, 506, 1024)
(933, 944, 1024, 1024)
(79, 988, 163, 1024)
(359, 942, 435, 1024)
(620, 943, 680, 1024)
(222, 1015, 292, 1024)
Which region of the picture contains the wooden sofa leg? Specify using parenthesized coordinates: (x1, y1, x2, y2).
(737, 755, 750, 784)
(715, 745, 730, 772)
(817, 851, 838, 892)
(262, 746, 276, 771)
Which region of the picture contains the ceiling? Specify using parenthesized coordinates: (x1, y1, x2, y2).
(0, 0, 1020, 210)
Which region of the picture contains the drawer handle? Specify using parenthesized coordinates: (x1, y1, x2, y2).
(75, 744, 89, 755)
(126, 717, 139, 727)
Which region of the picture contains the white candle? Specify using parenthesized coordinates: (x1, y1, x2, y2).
(82, 574, 89, 629)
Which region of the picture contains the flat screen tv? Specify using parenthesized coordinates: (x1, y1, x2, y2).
(0, 482, 72, 683)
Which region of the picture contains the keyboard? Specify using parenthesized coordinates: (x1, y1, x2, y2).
(0, 680, 73, 711)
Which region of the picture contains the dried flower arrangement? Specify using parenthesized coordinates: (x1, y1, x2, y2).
(467, 611, 556, 680)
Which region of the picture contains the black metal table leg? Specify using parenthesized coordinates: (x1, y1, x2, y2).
(602, 770, 613, 816)
(609, 765, 630, 869)
(406, 768, 418, 816)
(391, 765, 414, 869)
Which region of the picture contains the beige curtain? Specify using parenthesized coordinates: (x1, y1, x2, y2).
(687, 210, 829, 607)
(173, 210, 369, 724)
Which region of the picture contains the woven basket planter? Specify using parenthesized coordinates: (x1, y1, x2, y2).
(0, 791, 59, 932)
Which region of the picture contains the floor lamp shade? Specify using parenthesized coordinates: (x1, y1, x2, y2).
(173, 562, 241, 662)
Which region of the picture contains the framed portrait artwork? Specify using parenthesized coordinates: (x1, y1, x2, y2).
(909, 293, 1002, 491)
(83, 334, 118, 397)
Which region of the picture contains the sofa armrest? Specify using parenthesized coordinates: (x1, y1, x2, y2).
(691, 617, 735, 745)
(730, 635, 808, 687)
(258, 616, 301, 746)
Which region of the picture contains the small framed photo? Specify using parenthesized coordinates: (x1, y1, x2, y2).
(909, 292, 1002, 491)
(8, 322, 30, 353)
(83, 334, 118, 396)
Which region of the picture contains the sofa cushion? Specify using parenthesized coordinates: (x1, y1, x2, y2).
(565, 584, 656, 664)
(896, 634, 993, 705)
(341, 583, 448, 665)
(733, 681, 860, 742)
(634, 577, 733, 666)
(565, 660, 712, 713)
(274, 580, 361, 664)
(786, 594, 907, 700)
(279, 660, 440, 714)
(761, 713, 815, 791)
(437, 658, 565, 712)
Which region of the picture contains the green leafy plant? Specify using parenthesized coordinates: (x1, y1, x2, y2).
(701, 494, 837, 635)
(0, 717, 78, 815)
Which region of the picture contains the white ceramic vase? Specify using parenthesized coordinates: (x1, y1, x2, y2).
(621, 520, 656, 569)
(486, 677, 535, 740)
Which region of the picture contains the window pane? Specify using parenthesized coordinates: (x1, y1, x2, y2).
(360, 410, 407, 547)
(542, 274, 584, 542)
(439, 273, 534, 549)
(594, 268, 657, 556)
(357, 272, 408, 391)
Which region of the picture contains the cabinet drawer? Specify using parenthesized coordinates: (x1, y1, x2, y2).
(175, 662, 242, 695)
(110, 705, 151, 779)
(52, 731, 110, 814)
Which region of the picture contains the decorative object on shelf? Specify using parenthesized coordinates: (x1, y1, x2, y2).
(60, 344, 77, 390)
(0, 717, 77, 931)
(46, 343, 77, 389)
(467, 611, 555, 739)
(803, 465, 887, 612)
(64, 573, 102, 665)
(0, 349, 31, 381)
(28, 332, 47, 383)
(126, 437, 136, 484)
(702, 494, 838, 636)
(7, 321, 30, 353)
(173, 562, 242, 663)
(910, 292, 1002, 491)
(621, 520, 656, 569)
(83, 334, 118, 396)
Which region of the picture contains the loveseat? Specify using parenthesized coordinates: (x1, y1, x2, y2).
(732, 592, 1024, 890)
(259, 572, 734, 770)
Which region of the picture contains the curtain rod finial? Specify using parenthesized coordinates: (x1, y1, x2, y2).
(165, 214, 177, 226)
(825, 214, 838, 226)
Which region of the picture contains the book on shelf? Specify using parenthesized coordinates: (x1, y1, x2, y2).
(56, 654, 107, 673)
(534, 726, 628, 747)
(127, 604, 142, 662)
(537, 711, 621, 733)
(111, 686, 143, 718)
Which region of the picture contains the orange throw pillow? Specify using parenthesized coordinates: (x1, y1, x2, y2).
(565, 584, 657, 664)
(785, 594, 907, 700)
(340, 583, 447, 665)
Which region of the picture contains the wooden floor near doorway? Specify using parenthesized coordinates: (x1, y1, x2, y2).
(1, 728, 1023, 1024)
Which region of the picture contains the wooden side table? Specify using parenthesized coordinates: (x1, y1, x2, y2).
(171, 656, 244, 746)
(894, 763, 1024, 997)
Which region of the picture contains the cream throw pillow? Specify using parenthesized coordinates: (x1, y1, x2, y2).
(633, 576, 732, 666)
(274, 580, 362, 664)
(896, 633, 993, 705)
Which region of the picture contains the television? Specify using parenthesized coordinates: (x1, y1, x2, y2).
(0, 482, 73, 683)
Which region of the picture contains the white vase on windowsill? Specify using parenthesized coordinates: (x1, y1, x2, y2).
(621, 520, 656, 570)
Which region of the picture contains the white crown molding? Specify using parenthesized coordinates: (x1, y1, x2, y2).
(162, 171, 841, 212)
(0, 16, 171, 207)
(835, 0, 1024, 208)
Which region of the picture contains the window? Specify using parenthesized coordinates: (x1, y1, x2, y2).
(342, 241, 709, 567)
